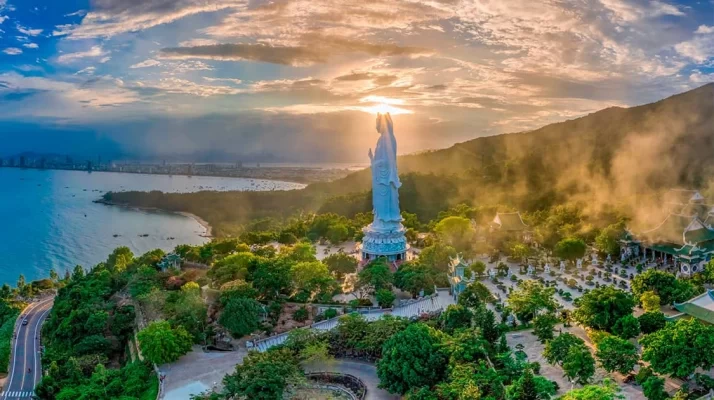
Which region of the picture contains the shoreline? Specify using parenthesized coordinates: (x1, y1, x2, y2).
(95, 199, 213, 238)
(177, 212, 213, 237)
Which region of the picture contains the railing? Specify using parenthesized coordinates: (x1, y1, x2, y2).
(305, 372, 367, 400)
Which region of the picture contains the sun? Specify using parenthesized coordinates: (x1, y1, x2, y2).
(358, 96, 413, 115)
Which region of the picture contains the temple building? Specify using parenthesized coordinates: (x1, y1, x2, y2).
(447, 255, 473, 301)
(620, 189, 714, 276)
(490, 212, 531, 243)
(669, 289, 714, 325)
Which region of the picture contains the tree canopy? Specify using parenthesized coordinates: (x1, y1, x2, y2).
(137, 320, 193, 365)
(573, 286, 635, 332)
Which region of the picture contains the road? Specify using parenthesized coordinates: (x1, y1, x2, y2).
(1, 298, 53, 399)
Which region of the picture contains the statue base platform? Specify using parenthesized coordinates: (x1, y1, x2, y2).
(360, 222, 408, 263)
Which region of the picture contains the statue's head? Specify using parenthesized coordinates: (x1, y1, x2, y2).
(375, 112, 392, 136)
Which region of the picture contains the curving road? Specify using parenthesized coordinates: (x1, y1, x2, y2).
(1, 298, 53, 399)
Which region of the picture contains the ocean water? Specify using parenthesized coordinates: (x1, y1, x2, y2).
(0, 168, 305, 285)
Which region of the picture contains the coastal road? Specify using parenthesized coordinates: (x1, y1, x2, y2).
(1, 298, 53, 399)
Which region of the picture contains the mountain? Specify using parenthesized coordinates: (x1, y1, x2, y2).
(107, 83, 714, 234)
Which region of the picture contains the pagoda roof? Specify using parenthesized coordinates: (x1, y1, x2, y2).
(492, 212, 528, 231)
(664, 189, 704, 206)
(674, 290, 714, 325)
(641, 214, 695, 245)
(679, 202, 712, 219)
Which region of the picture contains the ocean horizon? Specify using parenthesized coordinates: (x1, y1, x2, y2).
(0, 168, 304, 285)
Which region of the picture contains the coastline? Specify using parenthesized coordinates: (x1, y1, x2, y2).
(95, 199, 213, 238)
(177, 212, 213, 237)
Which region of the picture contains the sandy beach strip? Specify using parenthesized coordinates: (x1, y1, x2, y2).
(177, 212, 213, 237)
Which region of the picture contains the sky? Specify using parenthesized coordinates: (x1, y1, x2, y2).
(0, 0, 713, 162)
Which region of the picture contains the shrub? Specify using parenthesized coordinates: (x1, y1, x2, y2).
(293, 307, 309, 322)
(324, 308, 338, 319)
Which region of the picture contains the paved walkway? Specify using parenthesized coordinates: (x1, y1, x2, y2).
(253, 289, 455, 352)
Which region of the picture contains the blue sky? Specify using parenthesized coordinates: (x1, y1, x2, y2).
(0, 0, 713, 161)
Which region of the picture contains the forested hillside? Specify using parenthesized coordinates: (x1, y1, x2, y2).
(106, 83, 714, 235)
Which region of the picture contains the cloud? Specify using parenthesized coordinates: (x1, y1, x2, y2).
(16, 24, 43, 36)
(133, 77, 244, 96)
(57, 46, 108, 63)
(22, 43, 38, 49)
(56, 0, 245, 39)
(3, 47, 21, 55)
(695, 25, 714, 34)
(130, 59, 162, 69)
(75, 66, 96, 75)
(160, 38, 429, 66)
(0, 15, 7, 24)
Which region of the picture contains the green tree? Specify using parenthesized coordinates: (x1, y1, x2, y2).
(137, 321, 193, 365)
(533, 313, 559, 343)
(640, 291, 661, 312)
(394, 262, 435, 297)
(562, 345, 596, 385)
(458, 282, 493, 308)
(290, 261, 336, 302)
(359, 315, 409, 358)
(544, 333, 585, 366)
(377, 323, 448, 395)
(638, 311, 667, 334)
(326, 223, 350, 244)
(510, 242, 531, 263)
(506, 368, 556, 400)
(642, 376, 668, 400)
(559, 379, 623, 400)
(612, 315, 640, 339)
(434, 216, 476, 254)
(595, 222, 625, 256)
(357, 259, 393, 294)
(323, 252, 358, 280)
(555, 237, 587, 261)
(573, 286, 635, 331)
(596, 336, 639, 375)
(376, 289, 396, 308)
(640, 318, 714, 378)
(419, 243, 457, 273)
(220, 297, 263, 338)
(440, 304, 472, 334)
(209, 252, 255, 286)
(470, 260, 487, 277)
(106, 246, 134, 272)
(632, 269, 697, 305)
(508, 280, 557, 323)
(223, 348, 302, 400)
(49, 268, 59, 282)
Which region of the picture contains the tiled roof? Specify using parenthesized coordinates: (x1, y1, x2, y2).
(674, 290, 714, 325)
(493, 212, 528, 231)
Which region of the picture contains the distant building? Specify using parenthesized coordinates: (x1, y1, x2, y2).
(669, 289, 714, 325)
(158, 253, 182, 270)
(622, 189, 714, 276)
(447, 254, 473, 301)
(490, 212, 531, 243)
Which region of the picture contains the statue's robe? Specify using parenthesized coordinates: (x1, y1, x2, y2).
(371, 113, 402, 227)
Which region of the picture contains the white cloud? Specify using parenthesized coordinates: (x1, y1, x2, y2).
(59, 0, 246, 40)
(695, 25, 714, 34)
(64, 10, 86, 17)
(203, 77, 242, 84)
(0, 15, 8, 24)
(75, 66, 96, 75)
(689, 70, 714, 83)
(57, 46, 108, 63)
(130, 59, 162, 69)
(134, 77, 243, 97)
(675, 35, 714, 63)
(16, 24, 43, 36)
(22, 43, 38, 49)
(3, 47, 22, 55)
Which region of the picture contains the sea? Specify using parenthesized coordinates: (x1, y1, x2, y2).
(0, 168, 305, 285)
